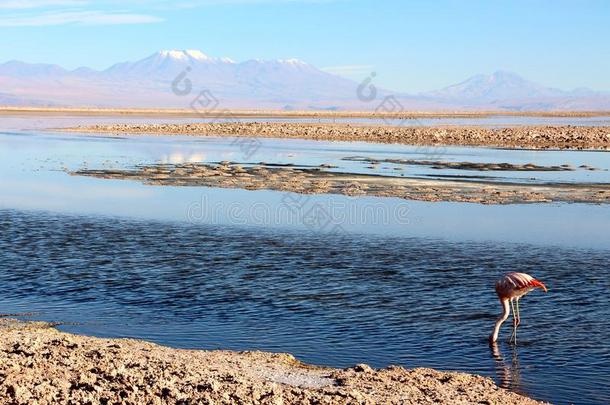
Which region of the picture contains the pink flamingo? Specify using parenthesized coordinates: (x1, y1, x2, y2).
(490, 272, 547, 344)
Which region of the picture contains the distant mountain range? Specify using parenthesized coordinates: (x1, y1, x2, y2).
(422, 70, 609, 111)
(1, 50, 609, 110)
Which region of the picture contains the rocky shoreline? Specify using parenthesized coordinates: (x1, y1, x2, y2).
(71, 161, 610, 205)
(0, 319, 544, 404)
(63, 122, 610, 150)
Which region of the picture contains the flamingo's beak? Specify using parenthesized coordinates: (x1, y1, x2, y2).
(531, 279, 547, 293)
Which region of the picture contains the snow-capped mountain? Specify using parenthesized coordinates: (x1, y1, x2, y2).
(104, 50, 236, 78)
(0, 51, 608, 110)
(0, 50, 367, 109)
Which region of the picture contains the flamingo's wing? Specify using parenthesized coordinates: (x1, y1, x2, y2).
(504, 272, 546, 291)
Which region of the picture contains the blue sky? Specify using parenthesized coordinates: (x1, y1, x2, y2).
(1, 0, 609, 92)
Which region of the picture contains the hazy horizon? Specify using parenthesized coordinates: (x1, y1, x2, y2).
(6, 48, 610, 94)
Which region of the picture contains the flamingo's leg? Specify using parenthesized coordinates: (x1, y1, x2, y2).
(509, 299, 517, 344)
(515, 298, 521, 327)
(513, 301, 518, 345)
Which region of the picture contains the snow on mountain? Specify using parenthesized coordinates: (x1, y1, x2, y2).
(0, 52, 608, 110)
(0, 50, 364, 109)
(161, 49, 206, 60)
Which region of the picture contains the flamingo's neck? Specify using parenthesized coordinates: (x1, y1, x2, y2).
(490, 298, 510, 343)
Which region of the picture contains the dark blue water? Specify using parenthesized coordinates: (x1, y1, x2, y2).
(1, 209, 609, 404)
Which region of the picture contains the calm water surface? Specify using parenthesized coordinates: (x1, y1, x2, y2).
(1, 116, 609, 404)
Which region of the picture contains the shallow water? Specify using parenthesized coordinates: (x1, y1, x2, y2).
(0, 209, 608, 405)
(1, 129, 610, 249)
(3, 128, 610, 188)
(1, 116, 609, 404)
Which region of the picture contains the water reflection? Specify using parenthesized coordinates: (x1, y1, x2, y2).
(160, 152, 207, 164)
(491, 342, 523, 393)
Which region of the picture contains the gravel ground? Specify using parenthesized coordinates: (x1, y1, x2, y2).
(63, 122, 610, 150)
(0, 319, 545, 404)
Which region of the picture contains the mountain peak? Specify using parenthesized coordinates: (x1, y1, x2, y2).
(158, 49, 209, 61)
(491, 70, 521, 77)
(277, 58, 307, 66)
(485, 70, 509, 79)
(426, 70, 565, 102)
(184, 49, 208, 60)
(155, 49, 236, 64)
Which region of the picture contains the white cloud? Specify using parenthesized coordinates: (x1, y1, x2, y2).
(0, 0, 87, 9)
(0, 0, 324, 27)
(134, 0, 342, 7)
(0, 10, 163, 26)
(0, 0, 163, 26)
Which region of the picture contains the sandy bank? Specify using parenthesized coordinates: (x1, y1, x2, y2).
(63, 122, 610, 150)
(0, 319, 543, 404)
(72, 162, 610, 205)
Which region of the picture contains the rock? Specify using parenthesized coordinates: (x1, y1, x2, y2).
(353, 364, 373, 373)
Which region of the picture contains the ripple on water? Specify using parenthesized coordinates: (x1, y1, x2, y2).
(0, 209, 609, 405)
